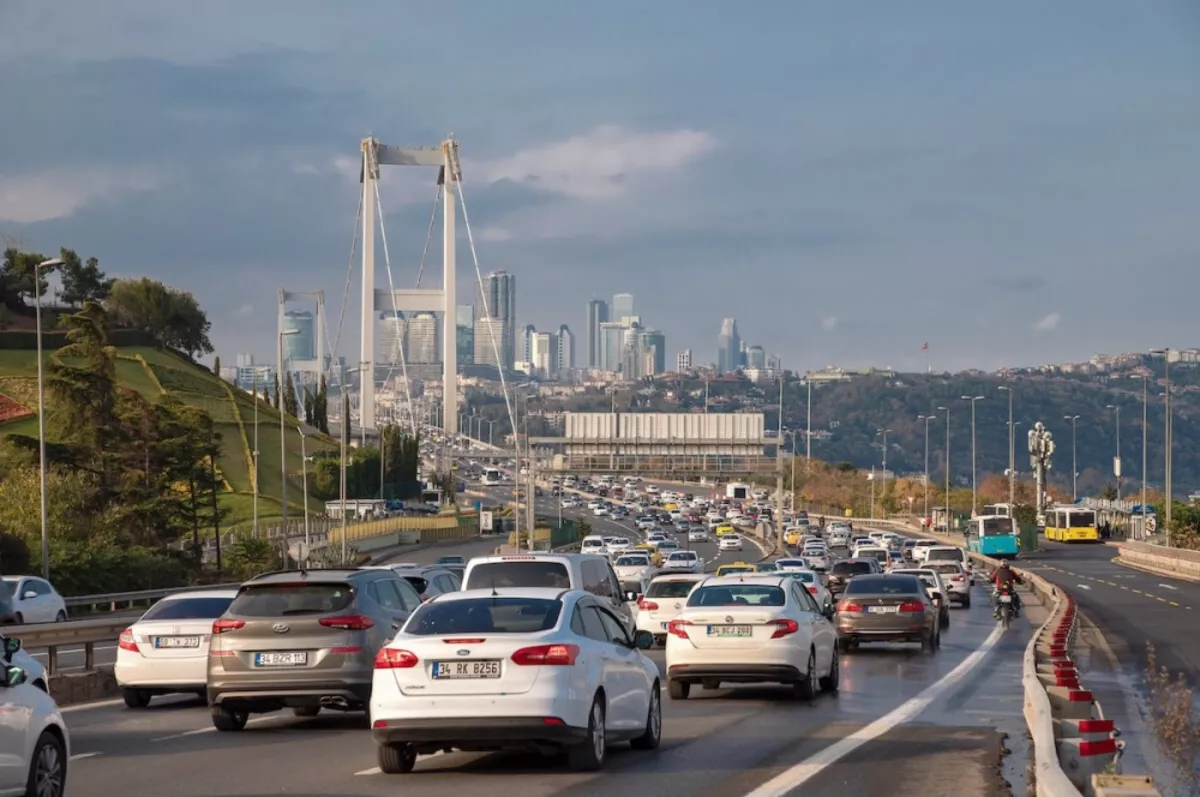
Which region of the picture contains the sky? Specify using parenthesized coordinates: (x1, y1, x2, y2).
(2, 1, 1199, 374)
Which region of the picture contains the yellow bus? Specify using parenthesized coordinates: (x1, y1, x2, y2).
(1044, 506, 1099, 543)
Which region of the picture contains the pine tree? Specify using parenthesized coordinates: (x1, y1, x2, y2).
(303, 387, 314, 426)
(273, 375, 281, 410)
(316, 374, 329, 433)
(283, 372, 298, 418)
(213, 355, 221, 376)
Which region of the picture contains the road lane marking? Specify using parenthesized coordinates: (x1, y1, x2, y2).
(70, 752, 101, 761)
(1077, 584, 1092, 590)
(61, 698, 125, 713)
(740, 623, 1004, 797)
(1158, 584, 1178, 590)
(151, 716, 274, 742)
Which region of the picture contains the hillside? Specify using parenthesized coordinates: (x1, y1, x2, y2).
(0, 343, 338, 529)
(788, 372, 1193, 498)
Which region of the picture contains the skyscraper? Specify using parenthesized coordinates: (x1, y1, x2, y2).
(521, 324, 537, 365)
(475, 271, 516, 368)
(586, 299, 608, 368)
(746, 345, 766, 369)
(281, 310, 315, 364)
(612, 292, 634, 323)
(377, 312, 404, 365)
(676, 349, 692, 372)
(638, 329, 666, 375)
(405, 312, 440, 363)
(473, 317, 511, 369)
(717, 318, 741, 374)
(530, 332, 558, 378)
(557, 325, 575, 371)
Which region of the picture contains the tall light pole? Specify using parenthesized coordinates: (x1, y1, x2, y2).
(1141, 377, 1148, 539)
(1150, 349, 1173, 535)
(34, 257, 63, 580)
(876, 428, 891, 519)
(938, 406, 951, 529)
(1106, 404, 1121, 501)
(1063, 414, 1080, 501)
(998, 386, 1015, 507)
(297, 427, 311, 566)
(805, 375, 813, 473)
(961, 396, 984, 516)
(278, 329, 300, 537)
(252, 369, 260, 537)
(918, 415, 935, 521)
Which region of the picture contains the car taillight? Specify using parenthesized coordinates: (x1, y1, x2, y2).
(806, 585, 818, 594)
(212, 618, 245, 635)
(118, 628, 139, 652)
(667, 619, 692, 638)
(511, 644, 579, 666)
(319, 615, 375, 630)
(638, 599, 659, 611)
(837, 601, 862, 613)
(953, 575, 965, 582)
(375, 648, 419, 669)
(899, 601, 925, 612)
(769, 619, 799, 638)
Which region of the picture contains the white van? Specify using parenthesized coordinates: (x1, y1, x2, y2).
(924, 546, 975, 582)
(581, 535, 606, 555)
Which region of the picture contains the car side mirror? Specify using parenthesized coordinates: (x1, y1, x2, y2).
(633, 630, 654, 649)
(2, 637, 20, 659)
(823, 607, 835, 620)
(623, 591, 640, 602)
(21, 591, 36, 601)
(0, 665, 27, 689)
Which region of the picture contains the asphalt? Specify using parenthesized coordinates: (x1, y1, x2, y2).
(59, 518, 1033, 797)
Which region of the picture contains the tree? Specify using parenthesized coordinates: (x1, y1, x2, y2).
(57, 248, 113, 307)
(315, 374, 329, 433)
(213, 355, 221, 376)
(303, 386, 314, 426)
(274, 375, 282, 411)
(104, 277, 213, 357)
(0, 248, 50, 311)
(283, 372, 299, 419)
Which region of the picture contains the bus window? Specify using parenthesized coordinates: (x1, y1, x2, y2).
(1068, 511, 1095, 528)
(981, 517, 1015, 536)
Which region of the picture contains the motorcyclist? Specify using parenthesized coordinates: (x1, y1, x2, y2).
(991, 562, 1023, 615)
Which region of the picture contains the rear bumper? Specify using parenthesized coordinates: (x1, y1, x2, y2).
(372, 716, 589, 747)
(837, 624, 928, 642)
(668, 663, 803, 684)
(208, 679, 372, 708)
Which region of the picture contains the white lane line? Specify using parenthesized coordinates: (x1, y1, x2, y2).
(61, 698, 125, 713)
(151, 716, 274, 742)
(1159, 583, 1178, 590)
(1076, 584, 1092, 590)
(740, 622, 1004, 797)
(70, 752, 101, 762)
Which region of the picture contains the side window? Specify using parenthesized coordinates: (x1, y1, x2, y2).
(792, 584, 820, 614)
(368, 580, 406, 612)
(582, 561, 610, 597)
(571, 607, 587, 636)
(595, 607, 631, 645)
(435, 575, 457, 593)
(391, 579, 423, 612)
(604, 564, 621, 600)
(29, 579, 52, 597)
(578, 605, 608, 642)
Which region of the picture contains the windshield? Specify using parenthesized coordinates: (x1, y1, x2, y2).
(464, 562, 571, 590)
(688, 585, 785, 607)
(926, 549, 964, 562)
(142, 596, 234, 621)
(831, 561, 873, 576)
(647, 580, 699, 598)
(1068, 511, 1096, 528)
(668, 552, 696, 561)
(405, 597, 562, 635)
(844, 576, 922, 596)
(776, 559, 807, 568)
(229, 583, 354, 617)
(981, 517, 1016, 536)
(782, 571, 816, 583)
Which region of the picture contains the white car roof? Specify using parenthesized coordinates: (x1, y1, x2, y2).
(699, 574, 788, 587)
(430, 587, 575, 603)
(156, 588, 239, 601)
(667, 551, 697, 558)
(927, 545, 962, 552)
(650, 572, 706, 582)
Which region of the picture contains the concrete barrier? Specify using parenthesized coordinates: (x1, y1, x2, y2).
(1114, 540, 1200, 582)
(48, 666, 120, 707)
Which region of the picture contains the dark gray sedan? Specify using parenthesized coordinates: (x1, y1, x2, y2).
(834, 574, 941, 653)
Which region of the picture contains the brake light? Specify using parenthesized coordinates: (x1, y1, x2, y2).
(899, 601, 925, 612)
(442, 638, 486, 644)
(212, 618, 245, 635)
(769, 619, 799, 638)
(638, 599, 659, 611)
(667, 619, 692, 638)
(837, 601, 863, 613)
(375, 648, 419, 669)
(511, 644, 580, 666)
(118, 628, 139, 652)
(319, 615, 375, 631)
(806, 586, 818, 594)
(953, 575, 965, 583)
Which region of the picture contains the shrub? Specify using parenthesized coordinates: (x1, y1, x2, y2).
(1144, 643, 1199, 794)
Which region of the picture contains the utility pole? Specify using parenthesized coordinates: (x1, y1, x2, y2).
(1141, 377, 1148, 539)
(1106, 404, 1121, 501)
(918, 415, 935, 521)
(1063, 414, 1080, 501)
(938, 406, 950, 530)
(999, 386, 1015, 507)
(805, 376, 813, 472)
(776, 377, 785, 550)
(962, 396, 984, 516)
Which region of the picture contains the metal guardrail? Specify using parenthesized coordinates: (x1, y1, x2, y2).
(64, 584, 243, 614)
(7, 619, 129, 675)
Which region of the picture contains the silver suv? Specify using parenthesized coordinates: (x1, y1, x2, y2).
(364, 563, 461, 602)
(206, 568, 422, 731)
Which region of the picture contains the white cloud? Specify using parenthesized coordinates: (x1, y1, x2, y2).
(1033, 312, 1061, 331)
(821, 316, 839, 331)
(235, 303, 254, 318)
(0, 168, 162, 223)
(477, 125, 716, 199)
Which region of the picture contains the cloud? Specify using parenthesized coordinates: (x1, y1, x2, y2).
(821, 316, 839, 331)
(1033, 312, 1061, 332)
(235, 303, 254, 318)
(0, 168, 163, 223)
(477, 125, 716, 199)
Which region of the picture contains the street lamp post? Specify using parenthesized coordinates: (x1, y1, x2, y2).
(876, 428, 891, 518)
(278, 329, 300, 539)
(1063, 414, 1080, 501)
(252, 369, 261, 537)
(917, 415, 935, 521)
(805, 376, 813, 473)
(961, 396, 984, 516)
(1150, 349, 1173, 535)
(297, 427, 311, 566)
(1141, 377, 1148, 539)
(484, 418, 497, 447)
(1106, 404, 1121, 500)
(34, 257, 63, 580)
(999, 386, 1015, 507)
(938, 406, 951, 530)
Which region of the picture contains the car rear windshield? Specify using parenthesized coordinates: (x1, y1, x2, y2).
(688, 585, 785, 607)
(831, 561, 874, 576)
(616, 556, 649, 566)
(926, 549, 964, 561)
(981, 518, 1015, 536)
(621, 580, 644, 595)
(406, 597, 562, 635)
(928, 563, 962, 574)
(464, 561, 572, 590)
(647, 580, 698, 598)
(229, 583, 355, 617)
(844, 576, 921, 596)
(400, 576, 429, 594)
(142, 596, 234, 621)
(782, 571, 816, 583)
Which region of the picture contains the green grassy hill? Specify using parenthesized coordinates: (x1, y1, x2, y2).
(0, 345, 338, 530)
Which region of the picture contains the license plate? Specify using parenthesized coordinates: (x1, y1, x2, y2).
(707, 625, 752, 637)
(999, 595, 1012, 604)
(255, 652, 308, 666)
(867, 606, 899, 613)
(154, 636, 200, 649)
(433, 660, 501, 679)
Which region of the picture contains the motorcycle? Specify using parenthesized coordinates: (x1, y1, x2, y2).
(993, 584, 1018, 629)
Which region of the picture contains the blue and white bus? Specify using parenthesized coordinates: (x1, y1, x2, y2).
(967, 514, 1020, 559)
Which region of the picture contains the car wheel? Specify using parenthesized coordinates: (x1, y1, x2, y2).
(26, 731, 66, 797)
(837, 637, 853, 654)
(653, 634, 667, 647)
(377, 742, 417, 774)
(292, 706, 320, 718)
(211, 705, 249, 731)
(54, 610, 66, 623)
(940, 612, 950, 631)
(567, 695, 606, 771)
(668, 679, 690, 700)
(962, 594, 971, 608)
(14, 613, 23, 625)
(921, 631, 936, 654)
(819, 647, 840, 692)
(792, 649, 818, 701)
(630, 685, 662, 750)
(123, 688, 151, 709)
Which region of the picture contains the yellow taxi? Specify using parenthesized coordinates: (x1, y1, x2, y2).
(784, 527, 804, 546)
(714, 562, 756, 577)
(714, 524, 736, 537)
(634, 542, 664, 567)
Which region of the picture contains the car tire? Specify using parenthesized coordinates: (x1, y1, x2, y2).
(668, 679, 690, 700)
(211, 705, 249, 731)
(377, 742, 417, 774)
(630, 685, 662, 750)
(837, 637, 853, 654)
(292, 706, 320, 718)
(819, 647, 840, 693)
(54, 610, 66, 623)
(13, 613, 22, 625)
(792, 649, 818, 701)
(921, 631, 936, 654)
(123, 688, 151, 709)
(940, 612, 950, 630)
(567, 695, 606, 771)
(962, 595, 971, 609)
(25, 731, 66, 797)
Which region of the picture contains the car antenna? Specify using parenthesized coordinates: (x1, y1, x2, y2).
(490, 574, 499, 598)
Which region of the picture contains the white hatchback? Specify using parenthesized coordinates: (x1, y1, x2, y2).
(370, 588, 662, 774)
(0, 655, 70, 796)
(665, 575, 839, 700)
(636, 573, 708, 644)
(1, 576, 67, 624)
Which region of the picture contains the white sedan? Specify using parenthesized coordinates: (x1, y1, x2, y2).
(370, 588, 662, 773)
(687, 528, 709, 543)
(800, 547, 830, 571)
(2, 576, 67, 624)
(0, 660, 70, 796)
(115, 589, 238, 707)
(779, 569, 833, 614)
(718, 534, 744, 552)
(636, 573, 707, 644)
(664, 575, 838, 700)
(661, 550, 703, 573)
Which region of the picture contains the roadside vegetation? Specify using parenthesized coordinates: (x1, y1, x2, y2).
(1144, 644, 1200, 796)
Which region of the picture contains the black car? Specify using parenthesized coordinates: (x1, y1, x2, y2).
(825, 558, 880, 596)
